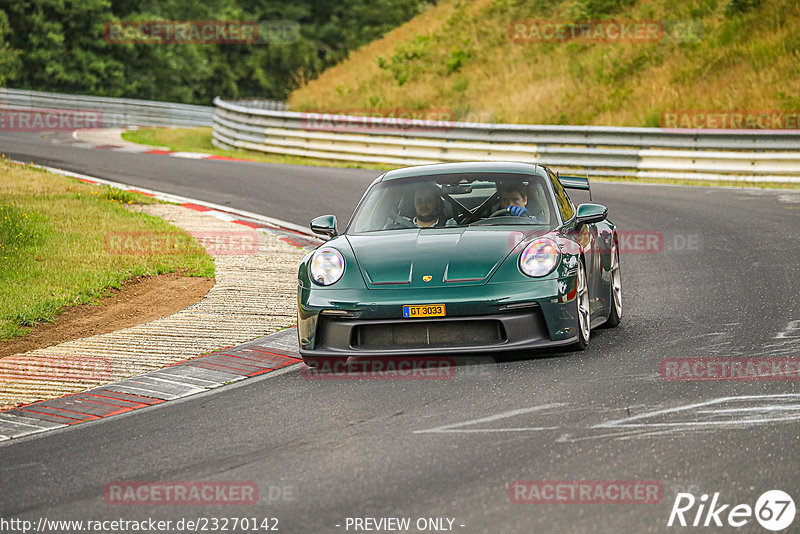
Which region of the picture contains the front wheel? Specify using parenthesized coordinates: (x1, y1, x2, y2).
(603, 237, 622, 328)
(571, 260, 590, 350)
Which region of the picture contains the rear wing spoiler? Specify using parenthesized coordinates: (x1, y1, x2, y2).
(557, 173, 592, 201)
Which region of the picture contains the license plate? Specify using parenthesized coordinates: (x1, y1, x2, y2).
(403, 304, 446, 318)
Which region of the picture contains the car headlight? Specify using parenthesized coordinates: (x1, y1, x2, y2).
(310, 247, 345, 286)
(519, 238, 559, 277)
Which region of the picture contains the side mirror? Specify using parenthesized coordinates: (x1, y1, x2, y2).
(575, 203, 607, 226)
(310, 215, 338, 238)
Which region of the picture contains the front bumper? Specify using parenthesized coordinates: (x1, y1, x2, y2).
(298, 278, 580, 356)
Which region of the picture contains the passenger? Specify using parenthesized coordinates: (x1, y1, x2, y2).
(412, 184, 448, 228)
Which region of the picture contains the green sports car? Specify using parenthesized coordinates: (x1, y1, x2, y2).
(297, 161, 621, 367)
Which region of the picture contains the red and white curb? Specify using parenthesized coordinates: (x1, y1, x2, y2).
(35, 163, 324, 252)
(0, 329, 301, 441)
(133, 149, 254, 162)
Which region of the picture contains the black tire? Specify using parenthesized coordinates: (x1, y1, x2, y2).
(603, 236, 622, 328)
(571, 260, 590, 350)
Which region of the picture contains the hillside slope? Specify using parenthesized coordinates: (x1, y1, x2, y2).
(288, 0, 800, 126)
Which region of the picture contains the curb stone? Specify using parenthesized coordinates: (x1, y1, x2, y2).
(0, 202, 311, 417)
(0, 328, 302, 441)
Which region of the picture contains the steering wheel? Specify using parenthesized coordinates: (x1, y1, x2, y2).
(490, 207, 542, 221)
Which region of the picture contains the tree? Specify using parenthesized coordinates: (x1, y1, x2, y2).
(0, 0, 435, 103)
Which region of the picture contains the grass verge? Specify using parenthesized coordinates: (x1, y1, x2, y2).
(0, 158, 215, 342)
(288, 0, 800, 127)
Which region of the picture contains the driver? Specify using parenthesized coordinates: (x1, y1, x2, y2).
(498, 181, 533, 218)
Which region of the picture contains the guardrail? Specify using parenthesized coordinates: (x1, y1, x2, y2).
(0, 89, 250, 128)
(212, 98, 800, 183)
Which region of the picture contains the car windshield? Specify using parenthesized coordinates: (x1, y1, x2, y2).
(347, 173, 558, 233)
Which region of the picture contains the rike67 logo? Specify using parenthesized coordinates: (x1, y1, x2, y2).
(668, 490, 796, 531)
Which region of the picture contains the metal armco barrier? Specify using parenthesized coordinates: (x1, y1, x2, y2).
(0, 88, 213, 128)
(213, 98, 800, 183)
(1, 89, 269, 128)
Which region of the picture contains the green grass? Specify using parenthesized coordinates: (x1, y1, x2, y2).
(289, 0, 800, 127)
(121, 127, 397, 171)
(0, 159, 215, 342)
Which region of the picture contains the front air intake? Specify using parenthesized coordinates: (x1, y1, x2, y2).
(353, 320, 505, 349)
